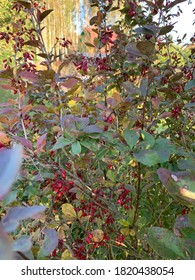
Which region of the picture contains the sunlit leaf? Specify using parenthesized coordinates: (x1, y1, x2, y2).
(157, 168, 195, 206)
(141, 130, 155, 148)
(61, 203, 77, 223)
(91, 229, 104, 243)
(0, 131, 10, 146)
(61, 249, 74, 260)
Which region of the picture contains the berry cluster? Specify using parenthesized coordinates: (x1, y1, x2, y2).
(116, 183, 132, 210)
(56, 37, 72, 48)
(127, 1, 137, 17)
(101, 28, 114, 45)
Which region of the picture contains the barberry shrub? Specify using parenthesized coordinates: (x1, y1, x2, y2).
(0, 0, 194, 260)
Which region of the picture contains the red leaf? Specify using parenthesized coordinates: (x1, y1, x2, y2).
(1, 84, 14, 90)
(39, 9, 53, 22)
(33, 105, 48, 112)
(12, 136, 33, 150)
(19, 71, 39, 83)
(23, 40, 40, 47)
(60, 78, 79, 89)
(36, 133, 47, 152)
(17, 1, 31, 10)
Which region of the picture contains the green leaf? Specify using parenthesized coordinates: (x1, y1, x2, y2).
(0, 68, 13, 79)
(139, 78, 148, 97)
(61, 203, 77, 222)
(188, 210, 195, 229)
(178, 158, 195, 170)
(71, 141, 81, 155)
(39, 9, 53, 22)
(146, 227, 185, 259)
(153, 138, 175, 163)
(51, 137, 73, 151)
(158, 25, 174, 36)
(123, 81, 140, 97)
(184, 80, 195, 91)
(133, 149, 159, 166)
(136, 41, 155, 56)
(141, 130, 155, 148)
(124, 129, 139, 149)
(95, 147, 109, 159)
(106, 170, 116, 182)
(2, 190, 18, 206)
(80, 139, 98, 152)
(135, 26, 155, 35)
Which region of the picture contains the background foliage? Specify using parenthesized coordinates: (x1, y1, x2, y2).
(0, 0, 194, 260)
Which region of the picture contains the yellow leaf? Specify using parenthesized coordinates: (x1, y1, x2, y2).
(128, 159, 138, 167)
(0, 131, 10, 146)
(61, 203, 77, 223)
(120, 228, 130, 236)
(91, 229, 104, 243)
(129, 229, 136, 237)
(61, 249, 74, 260)
(179, 188, 195, 200)
(77, 210, 83, 219)
(68, 100, 77, 107)
(22, 104, 33, 114)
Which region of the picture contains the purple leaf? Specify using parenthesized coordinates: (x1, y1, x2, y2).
(1, 205, 46, 233)
(38, 229, 58, 258)
(83, 125, 103, 133)
(12, 136, 33, 150)
(0, 145, 23, 200)
(36, 133, 47, 151)
(39, 9, 53, 22)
